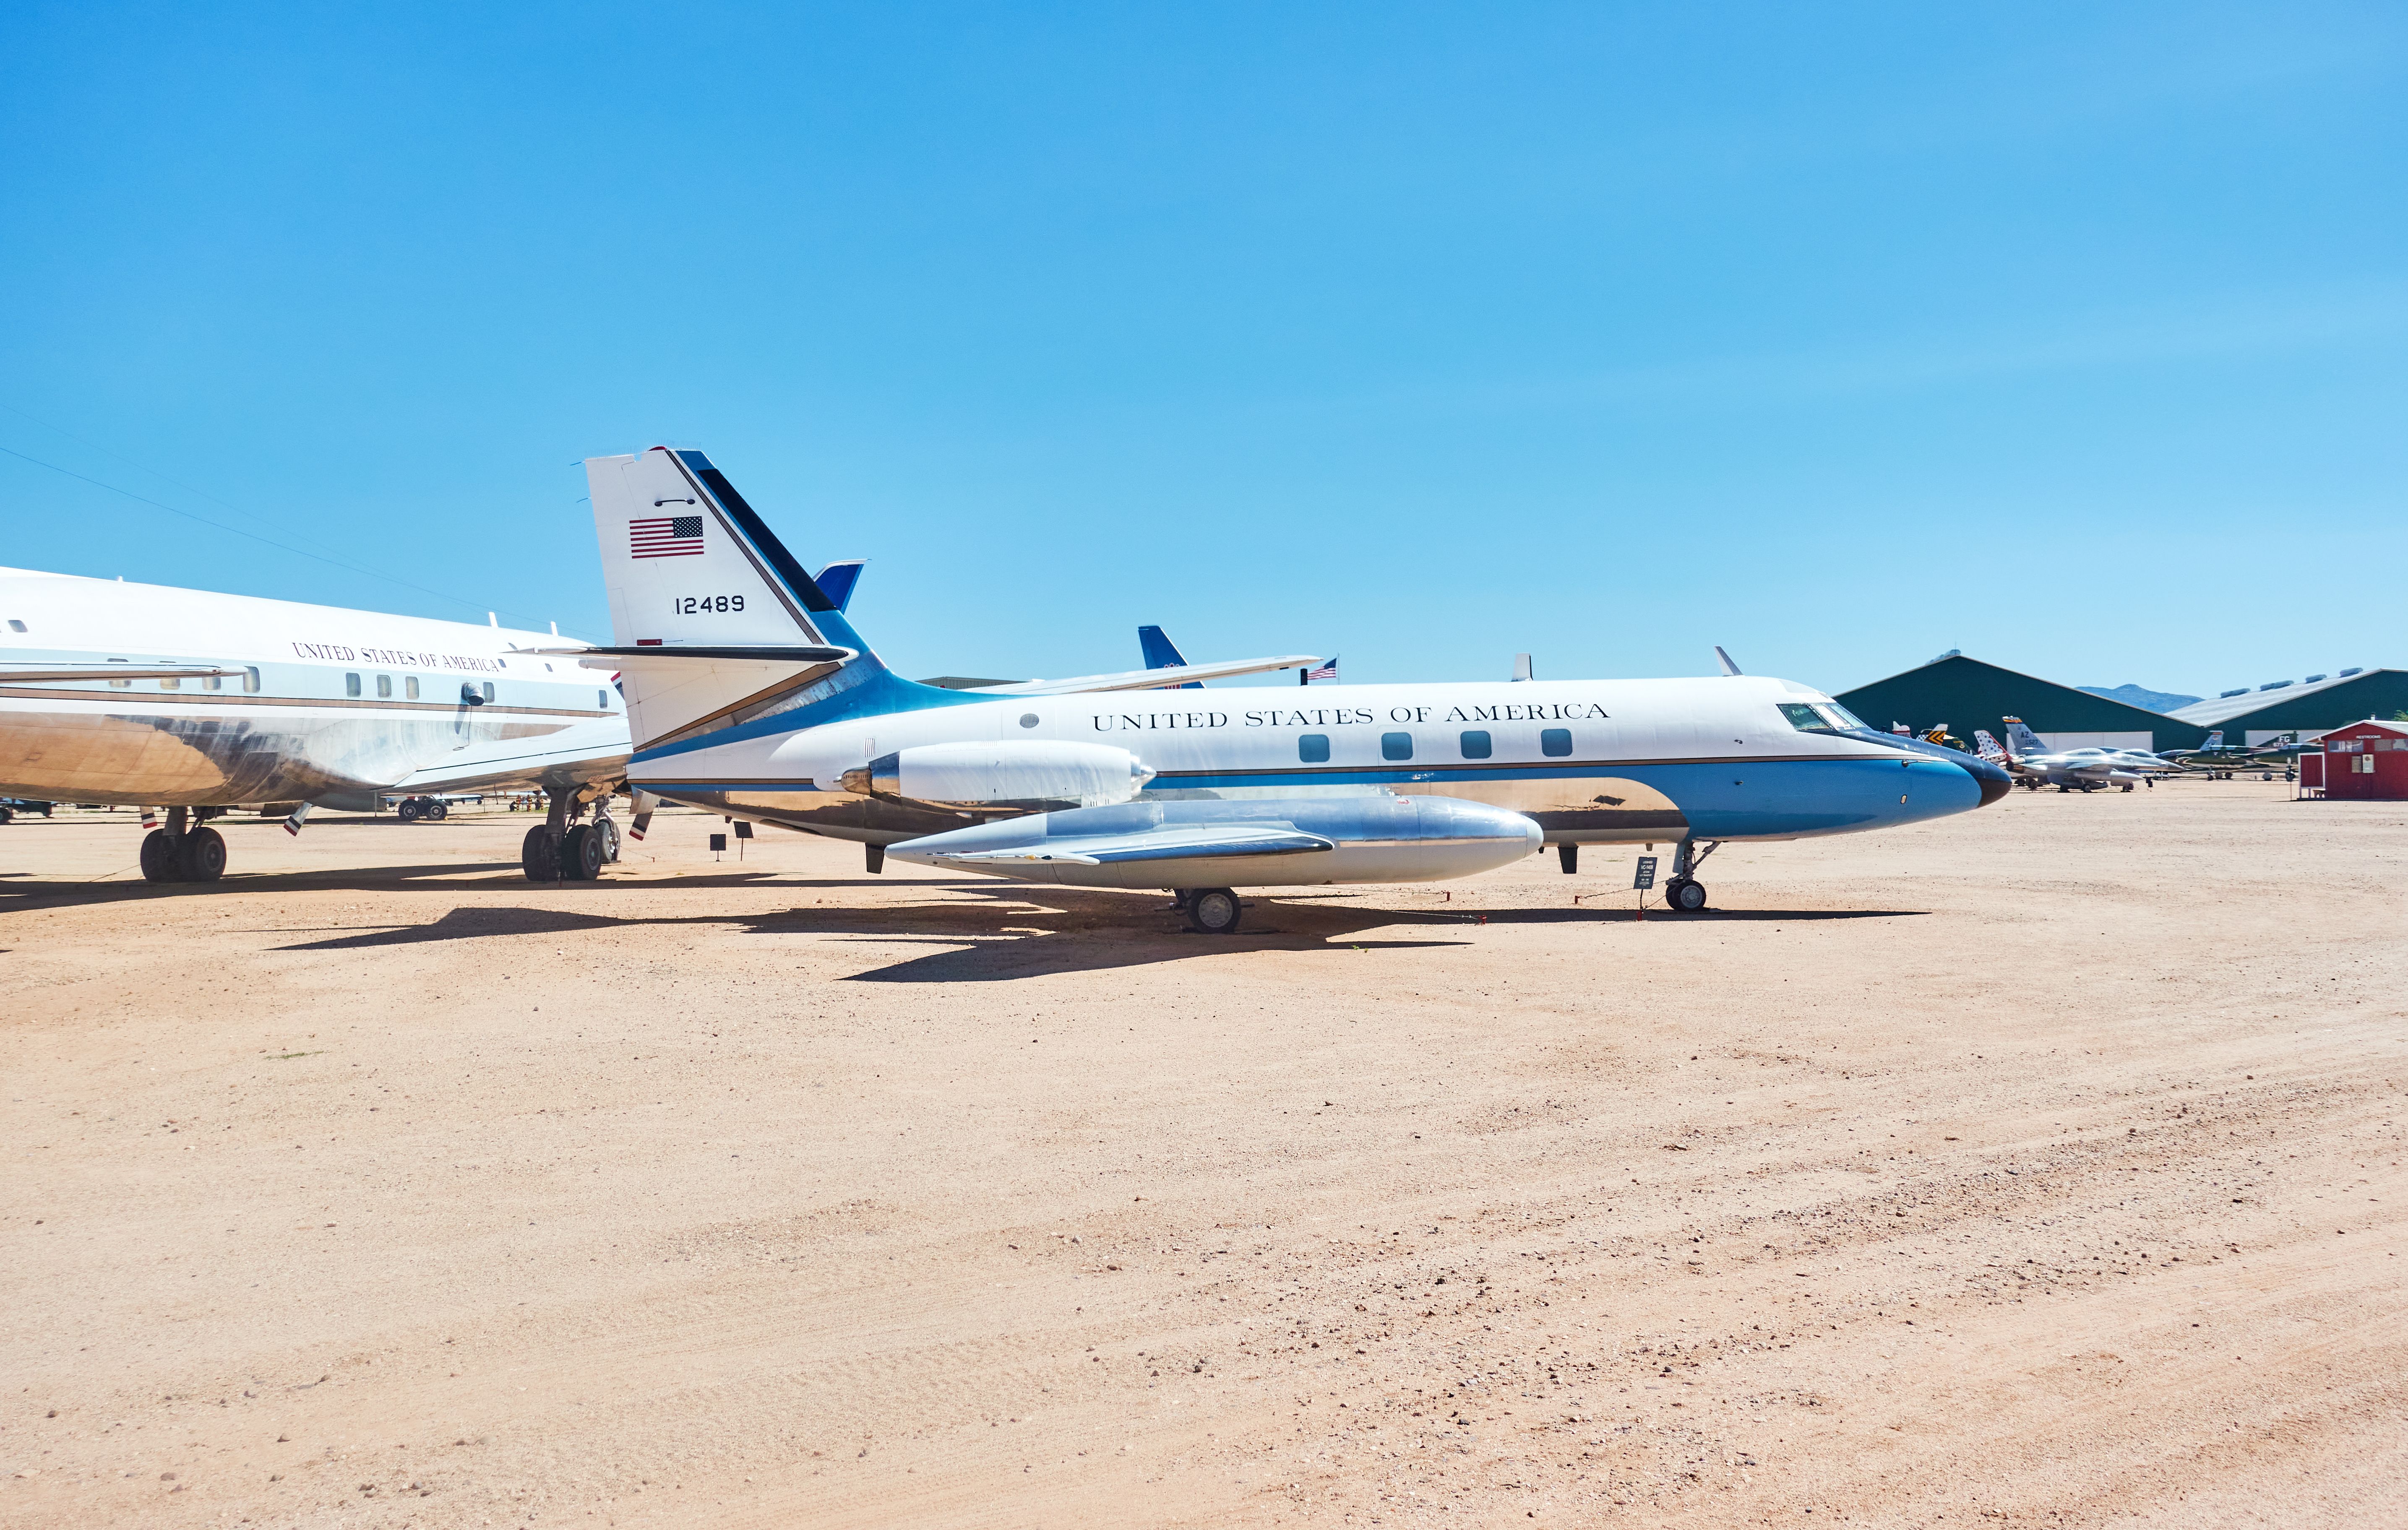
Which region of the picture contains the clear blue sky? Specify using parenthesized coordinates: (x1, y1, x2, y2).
(3, 3, 2402, 698)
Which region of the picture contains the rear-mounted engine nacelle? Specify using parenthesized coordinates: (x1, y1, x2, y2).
(839, 740, 1154, 813)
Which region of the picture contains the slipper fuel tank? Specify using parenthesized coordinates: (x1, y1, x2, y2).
(885, 794, 1543, 890)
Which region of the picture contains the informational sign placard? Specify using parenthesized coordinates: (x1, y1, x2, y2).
(1633, 855, 1657, 890)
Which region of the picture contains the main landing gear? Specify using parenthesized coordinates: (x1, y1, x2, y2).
(139, 807, 229, 884)
(395, 795, 449, 822)
(521, 789, 622, 882)
(1173, 887, 1244, 935)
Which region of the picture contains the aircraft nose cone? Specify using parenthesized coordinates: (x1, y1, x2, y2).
(1950, 752, 2014, 807)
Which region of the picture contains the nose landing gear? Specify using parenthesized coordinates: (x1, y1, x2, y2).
(1659, 837, 1720, 913)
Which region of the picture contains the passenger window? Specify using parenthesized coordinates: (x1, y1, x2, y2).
(107, 661, 130, 689)
(597, 689, 608, 709)
(1459, 729, 1492, 759)
(1540, 728, 1572, 757)
(203, 674, 222, 691)
(405, 677, 420, 701)
(345, 673, 361, 698)
(159, 675, 180, 690)
(1381, 732, 1413, 761)
(1298, 733, 1330, 763)
(481, 681, 496, 703)
(375, 674, 392, 699)
(243, 667, 261, 693)
(1778, 703, 1827, 731)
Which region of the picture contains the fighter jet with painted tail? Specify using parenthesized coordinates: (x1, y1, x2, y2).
(1991, 718, 2187, 791)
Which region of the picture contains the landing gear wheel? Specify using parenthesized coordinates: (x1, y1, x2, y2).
(593, 816, 620, 863)
(426, 800, 448, 822)
(397, 798, 421, 823)
(0, 804, 13, 825)
(1188, 887, 1242, 934)
(175, 826, 227, 882)
(1664, 878, 1708, 913)
(521, 824, 561, 882)
(560, 823, 605, 881)
(139, 829, 182, 883)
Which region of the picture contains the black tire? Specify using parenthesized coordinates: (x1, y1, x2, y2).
(139, 829, 181, 882)
(1189, 888, 1242, 934)
(594, 816, 621, 863)
(521, 824, 561, 882)
(1665, 878, 1708, 913)
(397, 799, 421, 822)
(0, 805, 12, 825)
(176, 826, 227, 882)
(427, 801, 448, 822)
(561, 823, 605, 880)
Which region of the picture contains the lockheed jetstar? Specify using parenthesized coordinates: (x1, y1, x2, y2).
(562, 449, 2009, 932)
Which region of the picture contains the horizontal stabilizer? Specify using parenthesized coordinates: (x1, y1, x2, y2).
(899, 823, 1335, 867)
(533, 645, 853, 751)
(548, 645, 853, 664)
(0, 664, 240, 683)
(964, 654, 1321, 696)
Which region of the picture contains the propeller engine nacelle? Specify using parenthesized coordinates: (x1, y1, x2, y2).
(839, 740, 1155, 813)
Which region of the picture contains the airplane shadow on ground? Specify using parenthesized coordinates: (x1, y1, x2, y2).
(0, 864, 952, 908)
(255, 885, 1927, 983)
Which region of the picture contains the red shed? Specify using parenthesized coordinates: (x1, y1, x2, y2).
(2302, 718, 2408, 800)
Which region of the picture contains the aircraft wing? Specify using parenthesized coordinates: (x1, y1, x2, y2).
(0, 664, 241, 682)
(962, 655, 1322, 696)
(903, 823, 1335, 866)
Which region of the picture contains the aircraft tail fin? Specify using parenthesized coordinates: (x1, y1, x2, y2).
(2001, 716, 2048, 760)
(1971, 729, 2008, 764)
(1136, 625, 1203, 689)
(2202, 730, 2223, 750)
(583, 449, 968, 749)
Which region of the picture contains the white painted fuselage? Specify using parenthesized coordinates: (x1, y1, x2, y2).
(0, 568, 628, 807)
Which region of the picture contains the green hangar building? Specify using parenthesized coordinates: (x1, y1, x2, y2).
(1835, 652, 2208, 752)
(2166, 667, 2408, 744)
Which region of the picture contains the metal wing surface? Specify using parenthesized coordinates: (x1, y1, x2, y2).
(915, 823, 1336, 866)
(963, 655, 1322, 696)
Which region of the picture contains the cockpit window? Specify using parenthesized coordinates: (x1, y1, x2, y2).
(1783, 701, 1873, 734)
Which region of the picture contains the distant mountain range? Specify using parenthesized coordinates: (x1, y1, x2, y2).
(2079, 683, 2202, 714)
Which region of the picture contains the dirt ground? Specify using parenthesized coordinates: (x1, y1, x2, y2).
(2, 782, 2403, 1529)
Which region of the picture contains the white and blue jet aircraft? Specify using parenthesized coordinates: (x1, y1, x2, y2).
(564, 448, 2012, 931)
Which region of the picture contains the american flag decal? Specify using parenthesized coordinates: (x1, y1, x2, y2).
(629, 515, 705, 558)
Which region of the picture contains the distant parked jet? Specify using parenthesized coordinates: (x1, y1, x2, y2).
(1993, 718, 2184, 791)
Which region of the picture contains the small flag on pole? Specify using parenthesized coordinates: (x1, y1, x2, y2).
(1303, 656, 1339, 684)
(629, 515, 705, 558)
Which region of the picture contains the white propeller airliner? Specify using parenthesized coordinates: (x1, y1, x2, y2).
(0, 568, 632, 881)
